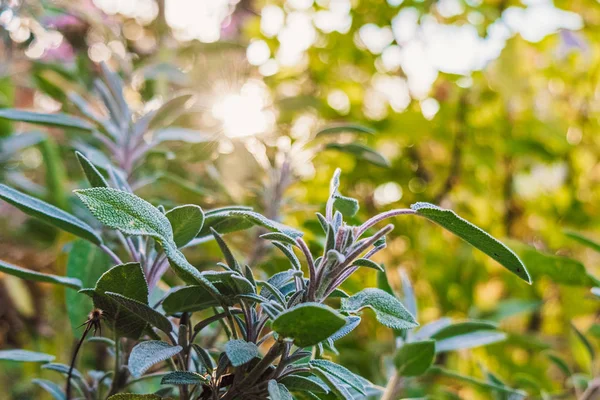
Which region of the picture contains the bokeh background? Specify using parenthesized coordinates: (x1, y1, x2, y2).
(0, 0, 599, 398)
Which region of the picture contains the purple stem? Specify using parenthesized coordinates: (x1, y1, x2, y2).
(355, 209, 416, 238)
(296, 237, 317, 301)
(100, 244, 122, 265)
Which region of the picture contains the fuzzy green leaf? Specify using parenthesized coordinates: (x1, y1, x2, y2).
(75, 151, 109, 188)
(333, 194, 359, 217)
(0, 259, 82, 289)
(162, 285, 220, 314)
(0, 184, 102, 245)
(32, 379, 65, 400)
(166, 205, 205, 247)
(0, 109, 94, 131)
(341, 288, 418, 330)
(83, 262, 148, 339)
(225, 340, 259, 367)
(411, 202, 530, 283)
(394, 340, 435, 376)
(129, 341, 183, 378)
(309, 359, 365, 395)
(0, 349, 55, 363)
(107, 395, 162, 400)
(74, 188, 173, 240)
(161, 371, 209, 385)
(351, 258, 383, 272)
(272, 303, 346, 347)
(105, 292, 172, 334)
(268, 379, 293, 400)
(280, 374, 329, 394)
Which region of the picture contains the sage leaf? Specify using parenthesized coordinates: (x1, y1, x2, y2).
(351, 258, 383, 272)
(341, 288, 418, 330)
(333, 194, 359, 217)
(394, 340, 435, 376)
(0, 349, 55, 363)
(162, 285, 220, 314)
(75, 151, 109, 188)
(166, 205, 204, 247)
(161, 371, 209, 385)
(0, 259, 82, 289)
(225, 340, 259, 367)
(0, 109, 94, 131)
(268, 380, 293, 400)
(105, 292, 173, 334)
(272, 303, 346, 347)
(74, 188, 173, 240)
(565, 231, 600, 253)
(107, 394, 162, 400)
(32, 379, 65, 400)
(83, 262, 148, 339)
(279, 374, 329, 394)
(411, 202, 530, 283)
(309, 359, 365, 395)
(129, 341, 183, 378)
(0, 184, 102, 245)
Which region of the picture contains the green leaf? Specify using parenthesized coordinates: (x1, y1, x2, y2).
(0, 131, 46, 162)
(66, 240, 110, 332)
(75, 151, 109, 188)
(161, 371, 209, 385)
(431, 321, 506, 352)
(565, 231, 600, 253)
(268, 379, 293, 400)
(329, 316, 361, 341)
(198, 209, 302, 239)
(394, 340, 435, 376)
(428, 367, 527, 396)
(105, 292, 173, 334)
(0, 184, 102, 245)
(0, 109, 94, 131)
(316, 123, 375, 137)
(0, 349, 55, 363)
(546, 353, 571, 376)
(310, 368, 353, 399)
(163, 243, 222, 293)
(572, 322, 595, 361)
(32, 378, 65, 400)
(280, 374, 329, 394)
(351, 258, 383, 272)
(333, 194, 359, 217)
(162, 285, 220, 314)
(84, 262, 148, 339)
(272, 303, 346, 347)
(0, 259, 82, 289)
(107, 395, 162, 400)
(153, 127, 215, 144)
(309, 359, 365, 395)
(341, 288, 418, 330)
(129, 340, 183, 378)
(325, 142, 390, 168)
(411, 203, 530, 283)
(74, 188, 173, 241)
(260, 232, 299, 247)
(225, 340, 259, 367)
(166, 205, 204, 247)
(507, 240, 597, 286)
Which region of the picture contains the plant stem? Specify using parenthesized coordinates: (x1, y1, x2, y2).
(381, 371, 402, 400)
(66, 324, 92, 400)
(355, 209, 416, 238)
(100, 244, 123, 265)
